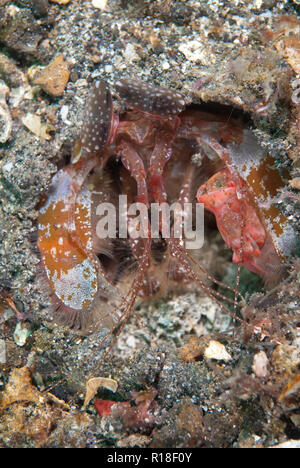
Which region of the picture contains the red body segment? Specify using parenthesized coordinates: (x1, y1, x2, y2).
(197, 169, 266, 276)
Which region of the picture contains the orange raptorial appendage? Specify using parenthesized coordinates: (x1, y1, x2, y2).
(37, 165, 99, 328)
(37, 81, 127, 330)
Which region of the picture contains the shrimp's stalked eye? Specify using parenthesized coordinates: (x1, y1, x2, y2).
(115, 79, 186, 116)
(80, 81, 114, 158)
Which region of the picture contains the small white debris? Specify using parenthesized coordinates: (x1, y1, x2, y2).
(178, 40, 216, 65)
(291, 78, 300, 105)
(13, 322, 32, 347)
(253, 0, 263, 8)
(270, 440, 300, 448)
(126, 335, 137, 349)
(92, 0, 108, 11)
(75, 79, 88, 88)
(0, 339, 6, 364)
(162, 61, 170, 70)
(252, 351, 269, 378)
(0, 81, 12, 143)
(60, 105, 71, 125)
(104, 64, 113, 74)
(2, 161, 13, 173)
(204, 340, 232, 361)
(123, 43, 140, 62)
(9, 87, 23, 108)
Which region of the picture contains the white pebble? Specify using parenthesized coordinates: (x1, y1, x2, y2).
(92, 0, 108, 10)
(204, 340, 232, 362)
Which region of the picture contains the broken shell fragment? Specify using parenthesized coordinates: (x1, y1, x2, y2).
(279, 374, 300, 411)
(252, 351, 269, 378)
(13, 322, 33, 347)
(21, 112, 53, 140)
(83, 377, 118, 409)
(49, 0, 71, 5)
(204, 340, 232, 362)
(92, 0, 108, 10)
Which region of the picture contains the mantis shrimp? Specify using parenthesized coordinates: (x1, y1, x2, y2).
(37, 79, 297, 334)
